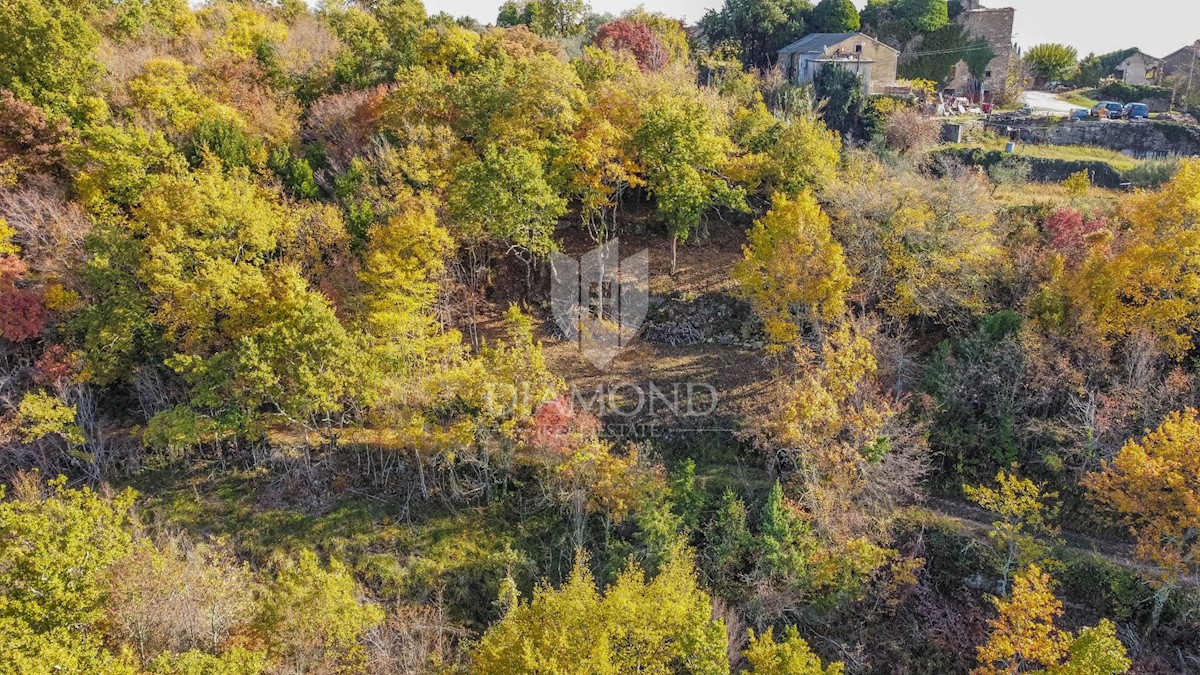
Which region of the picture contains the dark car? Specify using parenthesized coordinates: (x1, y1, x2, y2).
(1091, 101, 1124, 118)
(1123, 102, 1150, 119)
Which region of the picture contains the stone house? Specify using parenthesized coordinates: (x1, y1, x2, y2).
(1114, 51, 1163, 85)
(778, 32, 899, 94)
(946, 0, 1015, 103)
(1162, 41, 1200, 105)
(1163, 42, 1200, 81)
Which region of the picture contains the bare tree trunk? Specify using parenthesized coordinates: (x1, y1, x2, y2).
(571, 491, 586, 550)
(414, 448, 429, 500)
(1148, 583, 1173, 636)
(466, 246, 481, 353)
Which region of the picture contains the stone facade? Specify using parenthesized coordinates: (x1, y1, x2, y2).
(1115, 51, 1163, 86)
(1162, 42, 1200, 107)
(1162, 42, 1200, 80)
(949, 0, 1015, 103)
(778, 32, 899, 94)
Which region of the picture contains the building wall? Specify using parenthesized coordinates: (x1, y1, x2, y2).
(956, 6, 1015, 101)
(1163, 44, 1199, 80)
(824, 36, 897, 93)
(863, 41, 899, 92)
(1116, 53, 1161, 85)
(784, 35, 897, 93)
(812, 59, 874, 92)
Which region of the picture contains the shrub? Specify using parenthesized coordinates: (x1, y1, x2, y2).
(257, 550, 385, 673)
(185, 117, 258, 169)
(1098, 80, 1172, 104)
(883, 108, 942, 157)
(1063, 168, 1091, 198)
(1044, 207, 1105, 265)
(1124, 156, 1180, 189)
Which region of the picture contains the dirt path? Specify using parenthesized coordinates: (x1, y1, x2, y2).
(920, 496, 1200, 587)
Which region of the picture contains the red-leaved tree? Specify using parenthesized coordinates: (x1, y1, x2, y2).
(1045, 207, 1106, 266)
(593, 20, 668, 72)
(0, 254, 46, 342)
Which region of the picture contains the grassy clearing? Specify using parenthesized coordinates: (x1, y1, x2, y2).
(989, 181, 1124, 209)
(943, 138, 1140, 171)
(129, 462, 529, 626)
(1059, 89, 1100, 108)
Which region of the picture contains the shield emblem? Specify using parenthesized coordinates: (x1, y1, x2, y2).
(551, 239, 648, 368)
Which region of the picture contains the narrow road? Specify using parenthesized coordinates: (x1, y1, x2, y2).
(1022, 90, 1082, 116)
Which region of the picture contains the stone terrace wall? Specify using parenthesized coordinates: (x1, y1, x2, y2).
(1046, 120, 1200, 158)
(977, 117, 1200, 157)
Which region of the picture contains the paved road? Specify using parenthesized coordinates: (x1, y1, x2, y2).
(1022, 90, 1082, 116)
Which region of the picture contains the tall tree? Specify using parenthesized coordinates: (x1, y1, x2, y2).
(810, 0, 860, 33)
(973, 565, 1129, 675)
(813, 63, 864, 135)
(965, 470, 1060, 594)
(447, 144, 567, 262)
(1025, 43, 1079, 84)
(0, 0, 101, 119)
(860, 0, 947, 44)
(733, 190, 851, 348)
(1084, 409, 1200, 631)
(593, 19, 668, 71)
(528, 0, 588, 36)
(633, 95, 746, 273)
(0, 476, 137, 673)
(698, 0, 811, 69)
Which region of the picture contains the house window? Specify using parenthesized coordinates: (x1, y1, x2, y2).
(985, 70, 992, 78)
(855, 44, 863, 53)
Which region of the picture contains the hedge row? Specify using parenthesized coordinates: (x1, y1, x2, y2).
(1097, 81, 1173, 104)
(934, 148, 1127, 188)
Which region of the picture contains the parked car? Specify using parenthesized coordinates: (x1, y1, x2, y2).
(1123, 102, 1150, 119)
(1091, 101, 1124, 118)
(1071, 108, 1090, 119)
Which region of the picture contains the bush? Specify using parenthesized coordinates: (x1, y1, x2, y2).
(935, 148, 1125, 189)
(257, 550, 385, 673)
(185, 117, 258, 169)
(883, 109, 942, 157)
(1123, 156, 1180, 189)
(814, 64, 865, 136)
(1098, 80, 1172, 104)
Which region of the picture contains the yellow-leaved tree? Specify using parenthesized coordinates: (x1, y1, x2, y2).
(973, 565, 1129, 675)
(1083, 408, 1200, 630)
(741, 626, 844, 674)
(359, 197, 461, 408)
(825, 157, 1004, 322)
(733, 191, 852, 350)
(965, 469, 1060, 594)
(473, 549, 729, 675)
(744, 323, 927, 609)
(1056, 159, 1200, 357)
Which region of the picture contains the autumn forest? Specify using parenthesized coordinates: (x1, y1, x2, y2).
(1, 0, 1199, 673)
